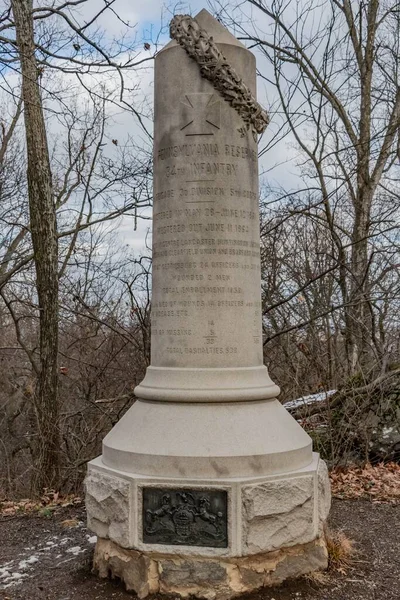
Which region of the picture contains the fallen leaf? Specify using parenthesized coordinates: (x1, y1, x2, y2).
(61, 518, 79, 528)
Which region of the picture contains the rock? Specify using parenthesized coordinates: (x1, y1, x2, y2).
(93, 538, 158, 598)
(93, 536, 328, 599)
(160, 560, 227, 586)
(242, 476, 315, 553)
(242, 476, 313, 517)
(85, 471, 130, 548)
(269, 537, 328, 584)
(328, 370, 400, 462)
(85, 10, 332, 599)
(317, 460, 331, 531)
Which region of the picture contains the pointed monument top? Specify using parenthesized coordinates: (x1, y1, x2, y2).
(194, 9, 247, 48)
(161, 9, 247, 52)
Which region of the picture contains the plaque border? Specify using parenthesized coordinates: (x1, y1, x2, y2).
(141, 486, 228, 548)
(136, 482, 234, 554)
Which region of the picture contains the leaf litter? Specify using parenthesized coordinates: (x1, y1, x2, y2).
(330, 462, 400, 503)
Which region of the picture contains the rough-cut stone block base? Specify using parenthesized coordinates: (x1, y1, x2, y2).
(93, 536, 328, 599)
(86, 453, 330, 558)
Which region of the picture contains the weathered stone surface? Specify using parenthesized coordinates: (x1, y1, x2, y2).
(242, 476, 315, 553)
(317, 459, 331, 531)
(94, 538, 158, 599)
(135, 7, 273, 396)
(242, 476, 313, 517)
(160, 559, 226, 589)
(236, 563, 264, 589)
(93, 536, 328, 599)
(85, 471, 130, 548)
(268, 537, 328, 584)
(170, 14, 269, 138)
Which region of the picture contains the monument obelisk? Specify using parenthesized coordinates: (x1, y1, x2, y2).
(86, 11, 331, 598)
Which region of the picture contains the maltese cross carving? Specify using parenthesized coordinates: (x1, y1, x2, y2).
(180, 93, 221, 136)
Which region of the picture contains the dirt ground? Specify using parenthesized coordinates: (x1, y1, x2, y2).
(0, 499, 399, 600)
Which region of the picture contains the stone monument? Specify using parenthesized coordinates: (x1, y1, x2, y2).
(86, 10, 331, 599)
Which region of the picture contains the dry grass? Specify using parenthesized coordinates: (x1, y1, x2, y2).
(304, 570, 330, 585)
(303, 528, 356, 587)
(325, 528, 355, 573)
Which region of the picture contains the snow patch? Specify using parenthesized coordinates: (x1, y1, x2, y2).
(87, 535, 97, 544)
(0, 568, 11, 579)
(1, 513, 92, 591)
(284, 389, 336, 411)
(2, 571, 28, 588)
(66, 546, 85, 555)
(18, 556, 39, 569)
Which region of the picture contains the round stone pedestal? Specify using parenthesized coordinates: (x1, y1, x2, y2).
(101, 399, 313, 478)
(85, 453, 331, 599)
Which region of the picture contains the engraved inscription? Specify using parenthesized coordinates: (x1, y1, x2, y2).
(167, 346, 238, 354)
(151, 60, 264, 369)
(154, 208, 256, 220)
(156, 143, 256, 162)
(165, 162, 237, 178)
(142, 487, 228, 548)
(158, 143, 220, 160)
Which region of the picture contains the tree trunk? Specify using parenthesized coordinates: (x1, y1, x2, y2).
(11, 0, 60, 493)
(347, 196, 372, 376)
(346, 0, 378, 377)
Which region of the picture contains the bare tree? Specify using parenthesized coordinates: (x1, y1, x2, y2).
(214, 0, 400, 378)
(11, 0, 60, 491)
(0, 0, 155, 493)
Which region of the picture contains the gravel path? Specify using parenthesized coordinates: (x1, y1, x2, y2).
(0, 499, 399, 600)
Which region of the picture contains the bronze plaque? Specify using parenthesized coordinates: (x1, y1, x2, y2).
(142, 487, 228, 548)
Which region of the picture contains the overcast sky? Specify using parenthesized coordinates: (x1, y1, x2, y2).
(41, 0, 300, 255)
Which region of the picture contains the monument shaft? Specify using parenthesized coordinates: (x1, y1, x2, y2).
(152, 77, 261, 368)
(135, 26, 279, 402)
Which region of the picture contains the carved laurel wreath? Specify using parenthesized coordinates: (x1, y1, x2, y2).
(170, 15, 269, 140)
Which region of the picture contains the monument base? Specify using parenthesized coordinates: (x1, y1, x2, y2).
(93, 536, 328, 599)
(86, 453, 330, 598)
